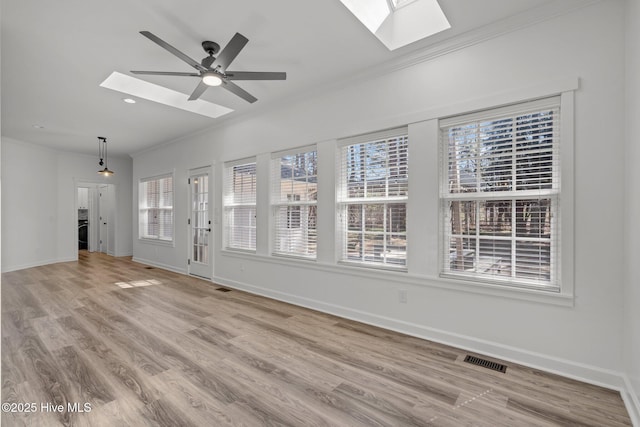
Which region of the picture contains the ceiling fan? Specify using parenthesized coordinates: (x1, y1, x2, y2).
(131, 31, 286, 103)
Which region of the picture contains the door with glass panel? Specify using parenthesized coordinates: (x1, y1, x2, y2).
(188, 168, 212, 279)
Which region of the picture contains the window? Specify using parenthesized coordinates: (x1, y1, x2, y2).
(441, 97, 560, 290)
(338, 128, 408, 268)
(139, 173, 173, 242)
(223, 160, 257, 251)
(271, 149, 318, 258)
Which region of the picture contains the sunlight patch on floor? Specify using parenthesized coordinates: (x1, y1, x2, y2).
(115, 279, 161, 289)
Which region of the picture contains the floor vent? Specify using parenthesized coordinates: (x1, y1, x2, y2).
(464, 355, 507, 373)
(216, 287, 232, 292)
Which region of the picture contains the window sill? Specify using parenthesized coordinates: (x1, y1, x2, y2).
(337, 260, 408, 273)
(219, 250, 573, 307)
(223, 247, 257, 255)
(271, 252, 317, 262)
(138, 238, 175, 248)
(435, 273, 571, 306)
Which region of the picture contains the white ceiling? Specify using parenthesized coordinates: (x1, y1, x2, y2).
(1, 0, 564, 157)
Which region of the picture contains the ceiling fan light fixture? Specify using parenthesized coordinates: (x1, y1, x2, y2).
(202, 73, 223, 87)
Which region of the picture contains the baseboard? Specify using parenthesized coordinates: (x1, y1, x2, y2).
(1, 256, 77, 273)
(622, 375, 640, 427)
(213, 274, 632, 395)
(114, 251, 134, 257)
(132, 257, 187, 275)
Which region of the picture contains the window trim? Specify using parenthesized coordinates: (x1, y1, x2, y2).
(138, 172, 175, 245)
(438, 95, 571, 293)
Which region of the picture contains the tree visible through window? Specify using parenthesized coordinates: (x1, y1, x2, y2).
(338, 129, 408, 267)
(272, 149, 318, 258)
(441, 97, 560, 289)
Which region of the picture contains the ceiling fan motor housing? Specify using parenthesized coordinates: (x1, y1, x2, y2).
(202, 40, 220, 56)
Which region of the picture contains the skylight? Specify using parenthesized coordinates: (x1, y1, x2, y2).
(339, 0, 450, 50)
(390, 0, 418, 10)
(99, 72, 233, 119)
(340, 0, 391, 33)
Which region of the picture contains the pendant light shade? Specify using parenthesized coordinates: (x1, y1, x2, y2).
(98, 167, 114, 176)
(97, 137, 115, 176)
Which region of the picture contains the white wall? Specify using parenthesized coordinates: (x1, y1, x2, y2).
(132, 136, 215, 272)
(133, 1, 631, 393)
(1, 138, 59, 270)
(624, 0, 640, 421)
(1, 137, 133, 272)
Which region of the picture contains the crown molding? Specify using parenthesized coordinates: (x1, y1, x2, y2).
(131, 0, 601, 155)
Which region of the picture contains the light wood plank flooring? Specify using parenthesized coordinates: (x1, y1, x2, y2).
(1, 251, 632, 426)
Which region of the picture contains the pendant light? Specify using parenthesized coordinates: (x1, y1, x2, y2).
(97, 137, 114, 176)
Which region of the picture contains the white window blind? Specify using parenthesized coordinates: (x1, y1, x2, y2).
(139, 174, 173, 241)
(338, 128, 408, 268)
(271, 148, 318, 259)
(440, 97, 560, 290)
(223, 160, 257, 251)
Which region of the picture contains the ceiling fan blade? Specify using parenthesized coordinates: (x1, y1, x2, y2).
(140, 31, 207, 72)
(211, 33, 248, 72)
(131, 71, 200, 76)
(188, 80, 209, 101)
(225, 71, 286, 81)
(222, 80, 257, 103)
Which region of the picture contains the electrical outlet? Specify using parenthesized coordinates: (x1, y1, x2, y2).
(398, 289, 407, 304)
(240, 264, 245, 272)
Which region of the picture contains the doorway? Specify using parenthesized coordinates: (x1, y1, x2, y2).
(76, 182, 115, 255)
(188, 167, 212, 279)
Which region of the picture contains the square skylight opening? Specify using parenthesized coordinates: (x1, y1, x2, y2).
(100, 72, 233, 119)
(339, 0, 450, 50)
(340, 0, 391, 33)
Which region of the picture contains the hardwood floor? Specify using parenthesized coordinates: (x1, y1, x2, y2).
(1, 252, 632, 426)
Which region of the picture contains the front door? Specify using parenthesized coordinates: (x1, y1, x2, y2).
(188, 168, 212, 279)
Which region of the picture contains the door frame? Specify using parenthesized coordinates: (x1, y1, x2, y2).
(187, 166, 213, 279)
(98, 184, 109, 253)
(74, 179, 117, 258)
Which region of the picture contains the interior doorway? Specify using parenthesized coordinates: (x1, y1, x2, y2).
(76, 182, 115, 256)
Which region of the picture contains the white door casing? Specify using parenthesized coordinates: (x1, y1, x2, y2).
(99, 185, 109, 253)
